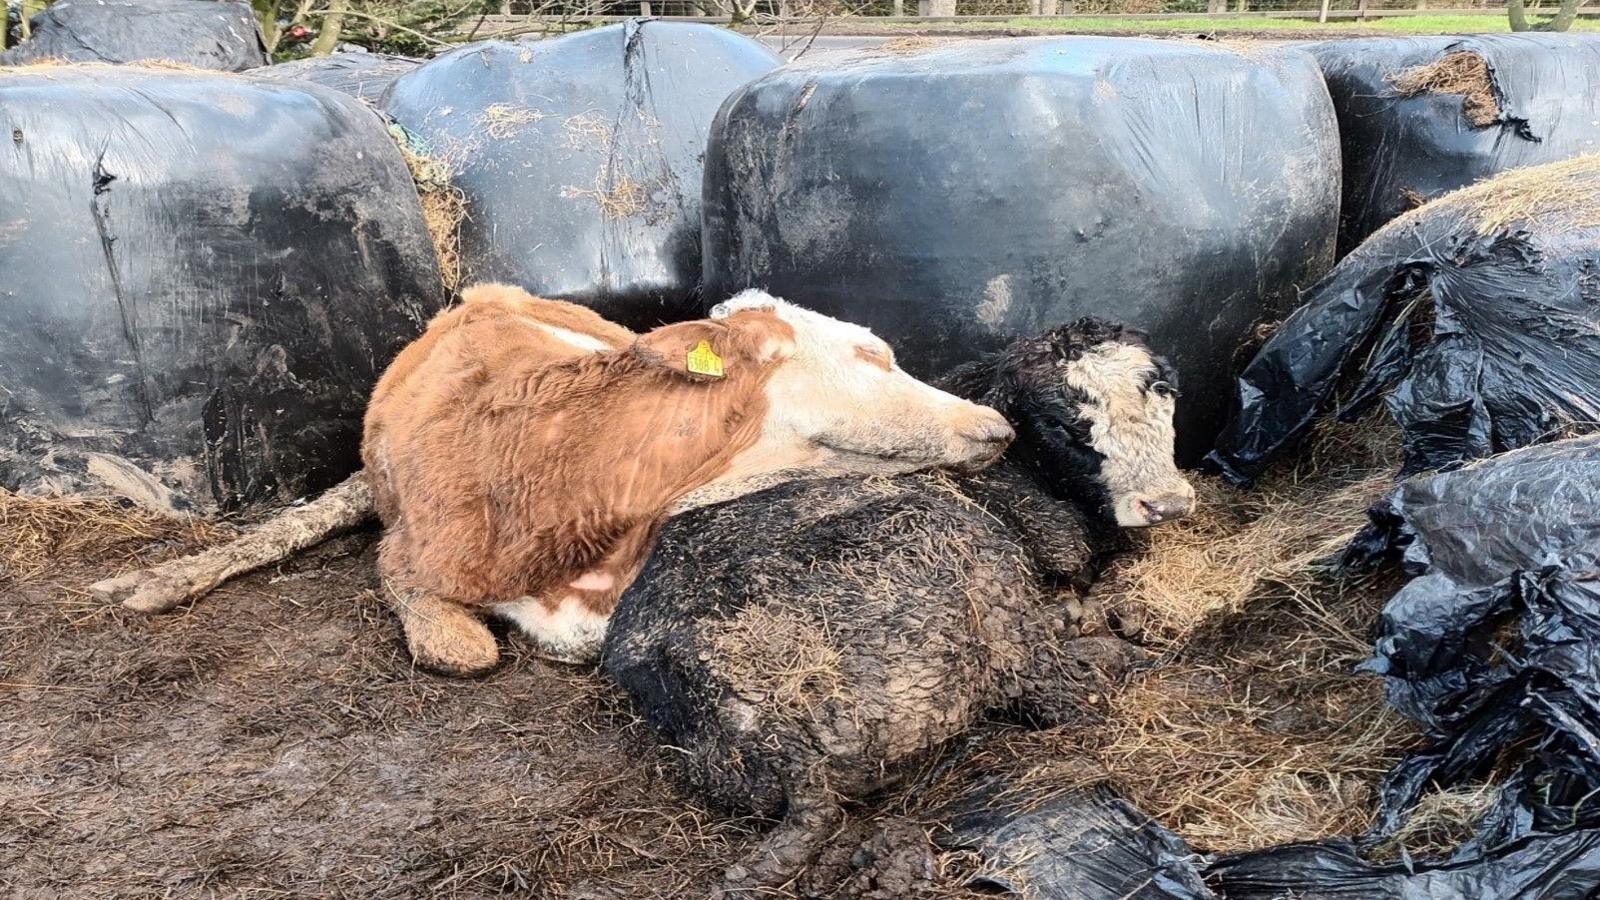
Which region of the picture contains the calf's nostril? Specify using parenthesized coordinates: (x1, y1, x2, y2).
(981, 422, 1015, 444)
(1138, 494, 1194, 524)
(960, 417, 1014, 446)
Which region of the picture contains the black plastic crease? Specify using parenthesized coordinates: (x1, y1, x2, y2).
(1207, 158, 1600, 484)
(0, 67, 444, 511)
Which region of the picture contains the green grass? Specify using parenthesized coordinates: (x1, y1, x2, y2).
(890, 13, 1599, 33)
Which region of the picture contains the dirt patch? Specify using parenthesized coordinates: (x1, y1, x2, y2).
(1390, 50, 1501, 128)
(0, 502, 752, 898)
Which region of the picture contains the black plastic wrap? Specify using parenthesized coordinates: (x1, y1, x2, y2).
(1337, 439, 1600, 858)
(382, 21, 780, 330)
(926, 441, 1600, 897)
(936, 777, 1600, 899)
(247, 51, 419, 104)
(1205, 829, 1600, 899)
(700, 37, 1340, 462)
(1, 0, 268, 70)
(1308, 35, 1600, 254)
(0, 67, 445, 512)
(1208, 156, 1600, 484)
(934, 782, 1214, 899)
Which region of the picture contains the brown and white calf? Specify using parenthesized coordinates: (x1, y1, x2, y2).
(92, 284, 1013, 675)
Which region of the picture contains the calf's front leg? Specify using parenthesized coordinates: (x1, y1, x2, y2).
(384, 579, 501, 677)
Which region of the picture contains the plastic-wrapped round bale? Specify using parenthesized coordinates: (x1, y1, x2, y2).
(1, 0, 268, 70)
(247, 51, 420, 104)
(383, 20, 781, 330)
(0, 66, 446, 513)
(1308, 34, 1600, 254)
(1210, 155, 1600, 484)
(701, 37, 1340, 461)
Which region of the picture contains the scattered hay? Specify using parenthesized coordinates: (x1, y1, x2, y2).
(562, 111, 614, 148)
(1456, 153, 1600, 237)
(901, 416, 1422, 857)
(1390, 50, 1501, 128)
(562, 170, 649, 219)
(129, 58, 214, 73)
(876, 37, 944, 56)
(1084, 655, 1414, 850)
(707, 605, 846, 720)
(4, 58, 219, 77)
(1372, 782, 1501, 861)
(1078, 417, 1420, 851)
(390, 125, 470, 292)
(479, 103, 546, 140)
(0, 489, 228, 585)
(1096, 415, 1401, 648)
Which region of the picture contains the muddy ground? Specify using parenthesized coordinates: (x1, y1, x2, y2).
(0, 435, 1417, 898)
(0, 524, 763, 899)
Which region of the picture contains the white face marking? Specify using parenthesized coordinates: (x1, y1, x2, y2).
(697, 291, 1011, 504)
(1063, 341, 1193, 527)
(522, 317, 614, 353)
(493, 595, 609, 663)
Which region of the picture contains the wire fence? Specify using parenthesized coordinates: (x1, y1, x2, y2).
(492, 0, 1536, 14)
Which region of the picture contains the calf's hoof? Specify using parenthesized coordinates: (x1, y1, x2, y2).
(401, 607, 500, 677)
(90, 569, 192, 614)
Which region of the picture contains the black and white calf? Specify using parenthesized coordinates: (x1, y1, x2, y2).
(603, 319, 1194, 893)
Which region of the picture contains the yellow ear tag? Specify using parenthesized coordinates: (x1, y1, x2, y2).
(686, 340, 725, 378)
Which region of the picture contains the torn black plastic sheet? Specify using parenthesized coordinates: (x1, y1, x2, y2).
(1204, 827, 1600, 899)
(935, 777, 1600, 899)
(1343, 438, 1600, 834)
(932, 782, 1216, 900)
(1207, 156, 1600, 485)
(1307, 34, 1600, 253)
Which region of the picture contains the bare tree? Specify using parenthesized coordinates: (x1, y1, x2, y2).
(310, 0, 348, 54)
(1509, 0, 1582, 30)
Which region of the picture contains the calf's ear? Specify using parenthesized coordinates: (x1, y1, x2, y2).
(632, 312, 795, 381)
(632, 321, 739, 380)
